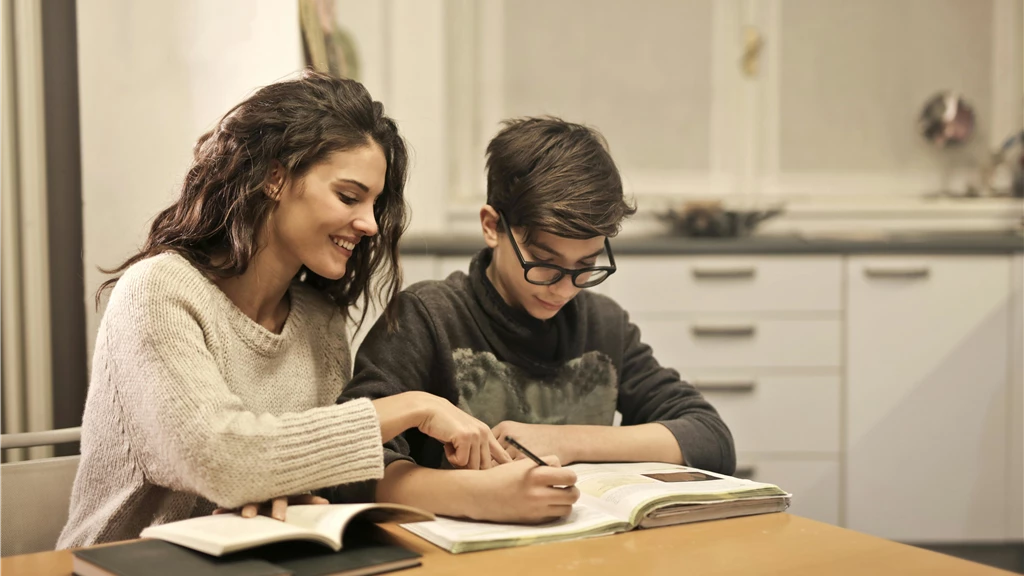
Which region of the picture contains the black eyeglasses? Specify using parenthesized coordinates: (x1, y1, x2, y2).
(498, 211, 616, 288)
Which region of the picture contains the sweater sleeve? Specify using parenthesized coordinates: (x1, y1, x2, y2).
(617, 310, 737, 475)
(339, 291, 442, 467)
(105, 264, 385, 509)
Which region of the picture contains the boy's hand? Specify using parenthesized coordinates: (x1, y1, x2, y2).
(491, 421, 577, 465)
(467, 456, 579, 523)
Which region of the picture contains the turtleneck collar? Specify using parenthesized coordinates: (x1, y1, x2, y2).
(466, 248, 583, 375)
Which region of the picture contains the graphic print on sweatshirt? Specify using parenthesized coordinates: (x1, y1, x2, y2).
(452, 348, 618, 427)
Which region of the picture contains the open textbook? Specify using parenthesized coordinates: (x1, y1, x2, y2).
(401, 462, 790, 554)
(139, 503, 433, 556)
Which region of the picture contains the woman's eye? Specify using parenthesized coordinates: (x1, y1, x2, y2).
(338, 194, 358, 205)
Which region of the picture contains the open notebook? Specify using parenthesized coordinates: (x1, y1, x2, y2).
(402, 462, 790, 553)
(139, 503, 432, 556)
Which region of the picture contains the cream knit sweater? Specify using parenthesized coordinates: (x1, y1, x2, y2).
(58, 253, 384, 548)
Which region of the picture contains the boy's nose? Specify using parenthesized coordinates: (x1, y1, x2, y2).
(550, 274, 578, 298)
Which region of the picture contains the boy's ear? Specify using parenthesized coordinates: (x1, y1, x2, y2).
(480, 205, 501, 249)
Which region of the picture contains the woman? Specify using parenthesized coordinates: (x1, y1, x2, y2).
(59, 70, 509, 548)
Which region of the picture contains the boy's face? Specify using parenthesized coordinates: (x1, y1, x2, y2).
(481, 207, 607, 320)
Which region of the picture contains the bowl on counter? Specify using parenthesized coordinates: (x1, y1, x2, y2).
(658, 201, 785, 238)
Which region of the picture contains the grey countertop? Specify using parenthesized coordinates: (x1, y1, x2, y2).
(399, 230, 1024, 256)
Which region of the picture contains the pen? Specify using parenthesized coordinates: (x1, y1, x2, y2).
(504, 436, 548, 467)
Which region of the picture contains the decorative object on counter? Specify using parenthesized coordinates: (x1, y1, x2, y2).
(918, 92, 975, 148)
(300, 0, 360, 79)
(918, 91, 976, 199)
(964, 128, 1024, 199)
(658, 201, 784, 238)
(992, 129, 1024, 199)
(918, 92, 1024, 199)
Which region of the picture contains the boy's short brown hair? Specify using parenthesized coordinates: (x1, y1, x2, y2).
(485, 116, 636, 244)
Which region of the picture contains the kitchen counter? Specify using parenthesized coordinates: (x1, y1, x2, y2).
(399, 230, 1024, 256)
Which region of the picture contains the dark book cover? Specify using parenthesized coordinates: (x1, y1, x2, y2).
(251, 540, 421, 576)
(73, 525, 422, 576)
(72, 539, 288, 576)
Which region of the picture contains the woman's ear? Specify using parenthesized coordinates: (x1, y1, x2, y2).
(480, 205, 501, 249)
(266, 160, 286, 200)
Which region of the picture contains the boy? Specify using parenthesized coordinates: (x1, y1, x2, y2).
(340, 117, 735, 523)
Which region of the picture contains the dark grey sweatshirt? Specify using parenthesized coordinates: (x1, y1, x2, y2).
(339, 249, 735, 484)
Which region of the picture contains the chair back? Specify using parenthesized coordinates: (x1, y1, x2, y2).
(1, 428, 82, 556)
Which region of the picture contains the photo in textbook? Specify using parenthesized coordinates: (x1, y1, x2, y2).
(643, 470, 718, 483)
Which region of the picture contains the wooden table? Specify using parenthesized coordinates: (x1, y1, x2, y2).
(1, 514, 1015, 575)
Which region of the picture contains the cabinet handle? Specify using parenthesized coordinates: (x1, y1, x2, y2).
(742, 27, 763, 78)
(691, 267, 756, 280)
(863, 267, 930, 279)
(734, 465, 757, 479)
(693, 379, 757, 393)
(691, 324, 757, 338)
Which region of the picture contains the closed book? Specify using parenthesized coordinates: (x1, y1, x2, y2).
(73, 537, 422, 576)
(72, 539, 288, 576)
(253, 540, 422, 576)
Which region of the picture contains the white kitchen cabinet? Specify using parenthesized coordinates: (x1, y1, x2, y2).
(435, 0, 1021, 204)
(760, 0, 1020, 197)
(1009, 254, 1023, 540)
(435, 0, 748, 203)
(464, 0, 729, 200)
(735, 459, 840, 526)
(845, 255, 1012, 542)
(606, 256, 843, 313)
(637, 317, 842, 370)
(687, 373, 840, 454)
(616, 254, 845, 527)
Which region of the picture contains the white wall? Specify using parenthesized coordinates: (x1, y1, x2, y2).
(334, 0, 449, 236)
(77, 0, 303, 360)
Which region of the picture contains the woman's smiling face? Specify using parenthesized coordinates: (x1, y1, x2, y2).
(269, 144, 387, 279)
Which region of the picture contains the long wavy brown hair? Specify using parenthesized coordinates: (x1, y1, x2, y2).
(99, 69, 409, 330)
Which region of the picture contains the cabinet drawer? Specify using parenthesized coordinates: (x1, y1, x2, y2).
(733, 459, 840, 526)
(686, 374, 840, 453)
(637, 317, 841, 369)
(605, 256, 842, 313)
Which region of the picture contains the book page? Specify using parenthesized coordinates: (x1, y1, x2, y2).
(569, 462, 789, 525)
(639, 498, 790, 528)
(139, 504, 433, 556)
(140, 514, 324, 556)
(282, 503, 432, 550)
(401, 504, 627, 554)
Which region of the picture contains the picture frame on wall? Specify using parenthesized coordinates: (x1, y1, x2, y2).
(299, 0, 360, 79)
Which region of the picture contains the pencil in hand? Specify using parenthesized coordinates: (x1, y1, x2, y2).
(504, 436, 548, 467)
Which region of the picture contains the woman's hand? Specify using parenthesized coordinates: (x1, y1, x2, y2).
(420, 397, 514, 470)
(212, 493, 329, 521)
(372, 392, 512, 470)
